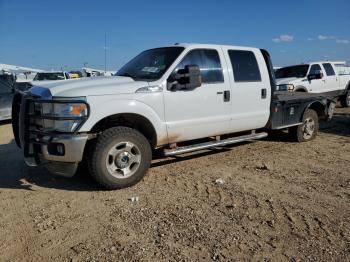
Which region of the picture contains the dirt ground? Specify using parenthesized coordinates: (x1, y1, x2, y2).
(0, 108, 349, 262)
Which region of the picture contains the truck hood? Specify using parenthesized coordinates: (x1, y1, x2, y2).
(30, 76, 150, 97)
(276, 77, 305, 85)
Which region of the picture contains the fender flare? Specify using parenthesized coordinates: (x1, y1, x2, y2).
(302, 99, 333, 122)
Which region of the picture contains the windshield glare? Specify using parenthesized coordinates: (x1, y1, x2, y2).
(116, 47, 184, 81)
(275, 65, 309, 79)
(34, 73, 65, 81)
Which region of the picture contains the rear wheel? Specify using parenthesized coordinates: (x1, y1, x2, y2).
(88, 126, 152, 189)
(289, 109, 319, 142)
(340, 90, 350, 108)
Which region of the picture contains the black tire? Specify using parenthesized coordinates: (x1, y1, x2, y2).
(289, 109, 319, 142)
(340, 90, 350, 108)
(88, 126, 152, 189)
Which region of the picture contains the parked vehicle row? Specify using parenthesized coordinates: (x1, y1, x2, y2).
(12, 43, 336, 189)
(275, 62, 350, 107)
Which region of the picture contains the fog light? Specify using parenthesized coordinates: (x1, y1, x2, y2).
(57, 144, 64, 155)
(48, 143, 65, 156)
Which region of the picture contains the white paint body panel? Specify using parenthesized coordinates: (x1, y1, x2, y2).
(162, 45, 232, 142)
(221, 46, 271, 132)
(30, 43, 274, 147)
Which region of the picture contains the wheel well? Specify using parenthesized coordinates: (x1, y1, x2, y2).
(308, 102, 326, 120)
(91, 113, 157, 147)
(295, 88, 307, 92)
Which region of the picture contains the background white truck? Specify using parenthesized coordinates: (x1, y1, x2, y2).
(12, 44, 335, 189)
(33, 71, 71, 81)
(275, 62, 350, 107)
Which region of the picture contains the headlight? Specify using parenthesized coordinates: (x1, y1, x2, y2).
(42, 103, 88, 117)
(277, 84, 294, 91)
(36, 100, 89, 132)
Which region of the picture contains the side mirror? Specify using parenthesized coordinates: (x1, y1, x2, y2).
(307, 70, 323, 81)
(167, 65, 202, 91)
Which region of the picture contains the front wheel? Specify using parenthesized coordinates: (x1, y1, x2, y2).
(289, 109, 319, 142)
(88, 127, 152, 189)
(340, 90, 350, 108)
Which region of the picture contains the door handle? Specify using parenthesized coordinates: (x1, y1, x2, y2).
(223, 90, 230, 102)
(261, 88, 267, 99)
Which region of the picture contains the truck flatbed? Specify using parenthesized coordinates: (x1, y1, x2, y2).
(269, 91, 335, 130)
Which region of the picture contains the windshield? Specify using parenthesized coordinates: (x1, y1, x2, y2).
(34, 72, 65, 81)
(116, 47, 184, 81)
(275, 65, 309, 79)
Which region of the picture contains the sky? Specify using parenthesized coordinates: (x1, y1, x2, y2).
(0, 0, 349, 71)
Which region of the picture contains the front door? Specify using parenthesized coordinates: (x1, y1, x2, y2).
(322, 63, 338, 92)
(308, 64, 326, 93)
(163, 48, 232, 143)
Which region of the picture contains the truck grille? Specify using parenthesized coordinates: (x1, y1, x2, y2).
(19, 94, 46, 159)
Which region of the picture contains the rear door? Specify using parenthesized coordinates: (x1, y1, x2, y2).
(222, 47, 271, 132)
(322, 63, 339, 92)
(163, 48, 232, 143)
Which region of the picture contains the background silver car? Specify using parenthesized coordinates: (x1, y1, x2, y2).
(0, 75, 15, 121)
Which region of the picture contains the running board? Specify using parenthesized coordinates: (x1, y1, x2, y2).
(163, 132, 268, 157)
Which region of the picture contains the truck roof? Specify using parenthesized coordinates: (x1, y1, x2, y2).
(160, 43, 262, 52)
(278, 61, 348, 69)
(37, 71, 65, 73)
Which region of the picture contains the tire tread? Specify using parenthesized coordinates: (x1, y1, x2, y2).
(88, 126, 152, 189)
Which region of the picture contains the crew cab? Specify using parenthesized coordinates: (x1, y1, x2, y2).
(12, 44, 336, 189)
(275, 62, 350, 107)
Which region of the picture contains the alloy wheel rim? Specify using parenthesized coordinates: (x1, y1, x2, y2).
(105, 141, 141, 179)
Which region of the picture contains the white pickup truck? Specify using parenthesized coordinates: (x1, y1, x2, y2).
(275, 62, 350, 107)
(12, 44, 336, 189)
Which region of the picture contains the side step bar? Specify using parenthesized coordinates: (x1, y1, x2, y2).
(163, 132, 268, 157)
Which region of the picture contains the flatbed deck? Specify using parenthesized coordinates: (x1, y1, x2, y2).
(268, 91, 335, 130)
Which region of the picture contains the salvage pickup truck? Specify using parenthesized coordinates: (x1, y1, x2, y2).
(12, 44, 336, 189)
(275, 62, 350, 107)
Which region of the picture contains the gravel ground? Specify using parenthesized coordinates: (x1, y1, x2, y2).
(0, 108, 349, 261)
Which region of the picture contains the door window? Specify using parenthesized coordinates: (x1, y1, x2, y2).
(322, 63, 336, 76)
(309, 64, 323, 75)
(176, 49, 224, 83)
(228, 50, 261, 82)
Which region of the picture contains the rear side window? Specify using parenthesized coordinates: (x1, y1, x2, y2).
(322, 63, 336, 76)
(309, 64, 322, 75)
(228, 50, 261, 82)
(176, 49, 224, 83)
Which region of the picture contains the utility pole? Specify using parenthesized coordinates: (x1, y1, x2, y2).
(104, 33, 107, 73)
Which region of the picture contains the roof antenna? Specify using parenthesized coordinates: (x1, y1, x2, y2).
(104, 33, 108, 73)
